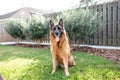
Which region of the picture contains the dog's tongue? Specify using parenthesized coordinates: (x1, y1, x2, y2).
(55, 37, 59, 42)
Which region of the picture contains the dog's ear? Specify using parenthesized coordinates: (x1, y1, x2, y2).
(50, 20, 54, 29)
(58, 18, 63, 27)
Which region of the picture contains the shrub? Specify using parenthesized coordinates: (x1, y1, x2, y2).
(5, 19, 27, 41)
(28, 16, 48, 41)
(59, 8, 102, 44)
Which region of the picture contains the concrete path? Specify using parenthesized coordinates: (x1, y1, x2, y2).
(0, 42, 120, 50)
(80, 44, 120, 50)
(0, 42, 50, 45)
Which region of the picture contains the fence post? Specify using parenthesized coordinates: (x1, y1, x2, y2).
(93, 5, 98, 45)
(1, 25, 3, 42)
(103, 3, 107, 45)
(118, 0, 120, 45)
(0, 24, 2, 42)
(98, 4, 102, 45)
(113, 1, 117, 45)
(108, 2, 112, 45)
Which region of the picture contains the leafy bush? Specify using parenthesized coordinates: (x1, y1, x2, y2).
(60, 8, 102, 43)
(28, 16, 48, 41)
(42, 17, 50, 35)
(5, 19, 27, 41)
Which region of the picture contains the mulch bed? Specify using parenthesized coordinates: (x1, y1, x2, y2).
(8, 43, 120, 65)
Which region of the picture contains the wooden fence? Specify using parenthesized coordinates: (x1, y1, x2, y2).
(86, 0, 120, 46)
(0, 23, 14, 42)
(42, 0, 120, 46)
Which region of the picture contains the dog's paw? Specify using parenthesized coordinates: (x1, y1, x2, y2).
(51, 70, 55, 74)
(65, 73, 70, 77)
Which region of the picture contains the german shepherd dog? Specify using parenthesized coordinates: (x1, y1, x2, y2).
(50, 19, 75, 76)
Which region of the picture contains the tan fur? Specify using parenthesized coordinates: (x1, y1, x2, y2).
(50, 28, 75, 76)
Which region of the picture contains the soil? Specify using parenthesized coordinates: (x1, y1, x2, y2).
(9, 43, 120, 65)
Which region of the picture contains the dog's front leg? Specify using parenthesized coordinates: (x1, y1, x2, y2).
(63, 58, 69, 76)
(51, 55, 57, 74)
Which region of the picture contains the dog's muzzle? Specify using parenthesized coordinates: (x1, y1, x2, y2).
(54, 32, 60, 42)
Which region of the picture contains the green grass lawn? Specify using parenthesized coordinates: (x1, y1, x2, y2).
(0, 45, 120, 80)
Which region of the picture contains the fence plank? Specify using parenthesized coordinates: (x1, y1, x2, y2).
(3, 26, 5, 41)
(118, 0, 120, 45)
(103, 3, 107, 45)
(113, 1, 117, 45)
(98, 4, 102, 45)
(0, 24, 3, 41)
(0, 25, 3, 42)
(108, 3, 112, 45)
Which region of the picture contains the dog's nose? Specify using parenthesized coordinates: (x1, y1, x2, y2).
(55, 32, 59, 36)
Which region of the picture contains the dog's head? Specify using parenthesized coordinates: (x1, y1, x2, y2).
(50, 19, 64, 42)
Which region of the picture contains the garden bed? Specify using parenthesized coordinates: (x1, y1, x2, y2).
(8, 43, 120, 65)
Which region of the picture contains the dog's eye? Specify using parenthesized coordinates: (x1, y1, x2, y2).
(53, 27, 56, 30)
(58, 27, 61, 30)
